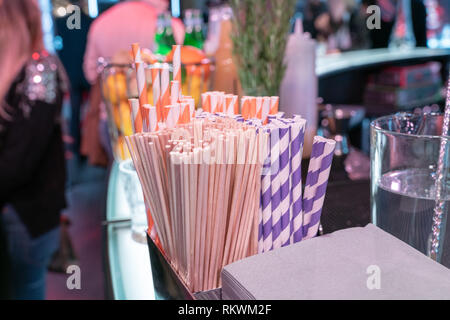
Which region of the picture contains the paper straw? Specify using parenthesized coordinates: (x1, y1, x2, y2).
(249, 97, 256, 119)
(261, 97, 270, 124)
(143, 104, 158, 132)
(128, 98, 140, 134)
(131, 43, 148, 132)
(171, 80, 180, 105)
(202, 92, 211, 113)
(210, 93, 218, 113)
(151, 68, 162, 121)
(217, 92, 225, 113)
(278, 123, 291, 247)
(260, 131, 273, 252)
(161, 63, 170, 109)
(302, 136, 336, 239)
(180, 102, 190, 124)
(290, 119, 306, 243)
(269, 126, 282, 249)
(172, 45, 182, 99)
(270, 96, 279, 115)
(255, 97, 263, 119)
(224, 95, 236, 117)
(241, 96, 251, 119)
(181, 97, 195, 118)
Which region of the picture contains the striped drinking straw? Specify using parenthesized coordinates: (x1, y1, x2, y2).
(180, 102, 191, 124)
(261, 130, 273, 252)
(181, 97, 196, 119)
(225, 94, 236, 116)
(128, 98, 140, 134)
(290, 118, 306, 243)
(270, 96, 279, 115)
(171, 80, 180, 105)
(143, 104, 158, 132)
(164, 104, 180, 129)
(261, 97, 270, 124)
(131, 43, 148, 132)
(241, 96, 251, 119)
(151, 68, 162, 121)
(255, 96, 263, 119)
(201, 92, 211, 112)
(269, 125, 282, 249)
(161, 63, 170, 111)
(249, 97, 256, 119)
(172, 45, 182, 99)
(210, 92, 218, 113)
(278, 123, 291, 247)
(302, 136, 336, 239)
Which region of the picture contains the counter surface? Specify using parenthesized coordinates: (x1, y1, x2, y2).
(317, 48, 450, 78)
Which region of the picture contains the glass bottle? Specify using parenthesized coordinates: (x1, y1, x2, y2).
(193, 9, 205, 49)
(154, 12, 176, 56)
(183, 9, 197, 47)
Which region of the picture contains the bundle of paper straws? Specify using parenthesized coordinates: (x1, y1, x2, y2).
(126, 117, 266, 292)
(125, 43, 336, 292)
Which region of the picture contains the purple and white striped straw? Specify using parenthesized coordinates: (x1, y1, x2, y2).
(278, 123, 291, 247)
(269, 125, 282, 249)
(290, 118, 307, 243)
(302, 136, 336, 239)
(259, 130, 272, 253)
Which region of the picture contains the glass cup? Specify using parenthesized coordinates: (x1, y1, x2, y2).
(119, 159, 148, 243)
(371, 113, 449, 267)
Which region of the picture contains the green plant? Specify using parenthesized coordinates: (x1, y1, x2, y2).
(230, 0, 296, 96)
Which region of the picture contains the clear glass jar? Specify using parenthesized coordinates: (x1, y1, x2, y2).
(371, 112, 449, 266)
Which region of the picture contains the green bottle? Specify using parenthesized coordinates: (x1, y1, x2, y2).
(162, 12, 176, 55)
(183, 9, 198, 48)
(155, 12, 176, 56)
(154, 14, 166, 55)
(192, 9, 205, 49)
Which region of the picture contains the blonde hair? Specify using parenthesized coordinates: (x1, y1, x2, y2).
(0, 0, 44, 108)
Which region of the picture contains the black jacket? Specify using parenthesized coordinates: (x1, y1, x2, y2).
(0, 54, 67, 238)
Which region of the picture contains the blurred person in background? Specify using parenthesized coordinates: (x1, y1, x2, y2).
(83, 0, 185, 83)
(0, 0, 67, 299)
(55, 0, 93, 159)
(81, 0, 184, 165)
(299, 0, 355, 52)
(363, 0, 427, 48)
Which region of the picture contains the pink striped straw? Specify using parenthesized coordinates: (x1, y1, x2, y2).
(164, 104, 180, 129)
(161, 63, 170, 111)
(225, 94, 237, 116)
(270, 96, 279, 115)
(186, 97, 195, 118)
(128, 98, 140, 134)
(261, 97, 270, 124)
(201, 92, 211, 112)
(151, 68, 162, 122)
(131, 43, 148, 132)
(143, 104, 159, 132)
(172, 45, 182, 99)
(255, 96, 263, 119)
(210, 92, 218, 113)
(171, 80, 180, 105)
